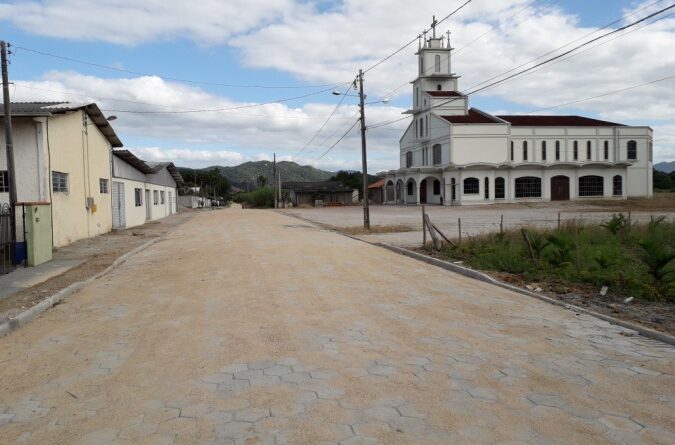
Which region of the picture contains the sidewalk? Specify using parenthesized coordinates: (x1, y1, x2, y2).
(0, 259, 85, 301)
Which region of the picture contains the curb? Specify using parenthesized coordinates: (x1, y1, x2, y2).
(378, 243, 675, 347)
(0, 237, 163, 337)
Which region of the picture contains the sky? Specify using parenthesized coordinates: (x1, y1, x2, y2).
(1, 0, 674, 172)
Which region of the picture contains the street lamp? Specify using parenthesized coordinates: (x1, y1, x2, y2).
(332, 79, 390, 230)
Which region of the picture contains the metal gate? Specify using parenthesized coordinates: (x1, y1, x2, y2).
(0, 203, 15, 275)
(112, 181, 126, 229)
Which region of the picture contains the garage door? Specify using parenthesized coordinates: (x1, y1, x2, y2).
(112, 181, 126, 229)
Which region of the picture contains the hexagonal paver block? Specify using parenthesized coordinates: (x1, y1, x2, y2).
(397, 404, 424, 418)
(353, 421, 390, 436)
(75, 428, 119, 445)
(341, 437, 378, 445)
(368, 365, 395, 377)
(317, 388, 345, 400)
(282, 372, 311, 384)
(467, 388, 497, 401)
(157, 417, 197, 434)
(235, 408, 271, 423)
(264, 365, 292, 376)
(118, 422, 157, 440)
(526, 393, 566, 408)
(365, 407, 400, 422)
(217, 421, 256, 439)
(221, 363, 249, 374)
(0, 413, 15, 426)
(599, 415, 644, 432)
(310, 369, 338, 380)
(234, 370, 263, 380)
(248, 360, 276, 370)
(143, 407, 180, 424)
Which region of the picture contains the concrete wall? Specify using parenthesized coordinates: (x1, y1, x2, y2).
(48, 111, 113, 247)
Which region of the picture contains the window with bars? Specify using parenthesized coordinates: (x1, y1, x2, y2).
(579, 175, 604, 197)
(406, 151, 413, 168)
(161, 191, 165, 204)
(613, 175, 622, 196)
(573, 141, 578, 160)
(433, 180, 441, 195)
(515, 177, 542, 198)
(52, 171, 68, 193)
(541, 141, 547, 161)
(604, 141, 609, 160)
(555, 141, 560, 161)
(587, 141, 592, 160)
(451, 178, 456, 200)
(523, 141, 528, 161)
(153, 190, 159, 205)
(627, 140, 637, 160)
(510, 141, 514, 161)
(0, 171, 8, 193)
(495, 177, 505, 199)
(134, 188, 143, 206)
(99, 178, 109, 194)
(433, 144, 442, 165)
(463, 177, 479, 195)
(484, 177, 489, 199)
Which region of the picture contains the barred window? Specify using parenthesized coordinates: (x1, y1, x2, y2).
(541, 141, 547, 161)
(463, 177, 479, 195)
(555, 141, 560, 161)
(450, 178, 456, 200)
(433, 144, 442, 165)
(604, 141, 609, 160)
(99, 178, 109, 194)
(523, 141, 528, 161)
(587, 141, 592, 160)
(153, 190, 159, 205)
(515, 176, 542, 198)
(0, 170, 8, 193)
(406, 151, 413, 168)
(433, 179, 441, 195)
(484, 177, 489, 199)
(573, 141, 578, 160)
(495, 177, 505, 199)
(510, 141, 514, 161)
(579, 175, 604, 197)
(52, 171, 68, 193)
(160, 191, 165, 204)
(627, 140, 637, 160)
(134, 188, 143, 207)
(613, 175, 622, 196)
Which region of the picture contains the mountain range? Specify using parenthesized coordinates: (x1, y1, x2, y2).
(200, 161, 335, 189)
(655, 161, 675, 173)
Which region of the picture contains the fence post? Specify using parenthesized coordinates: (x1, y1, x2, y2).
(500, 214, 504, 235)
(557, 212, 561, 231)
(421, 205, 427, 248)
(458, 218, 462, 245)
(575, 222, 581, 274)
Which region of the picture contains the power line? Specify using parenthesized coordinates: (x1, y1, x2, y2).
(362, 0, 473, 74)
(314, 118, 361, 161)
(12, 44, 346, 90)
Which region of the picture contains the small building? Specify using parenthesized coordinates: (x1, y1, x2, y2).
(111, 150, 183, 229)
(177, 195, 212, 209)
(1, 102, 122, 248)
(283, 181, 355, 207)
(368, 179, 385, 204)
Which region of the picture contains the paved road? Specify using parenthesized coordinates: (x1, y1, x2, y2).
(0, 209, 673, 444)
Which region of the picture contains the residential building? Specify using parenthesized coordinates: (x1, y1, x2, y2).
(111, 150, 183, 229)
(384, 30, 653, 205)
(1, 102, 122, 247)
(283, 181, 355, 207)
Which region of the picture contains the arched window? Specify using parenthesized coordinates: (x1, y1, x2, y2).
(437, 84, 442, 91)
(555, 141, 560, 161)
(573, 141, 579, 160)
(433, 144, 442, 165)
(579, 175, 604, 197)
(435, 55, 441, 72)
(406, 151, 413, 168)
(627, 140, 637, 160)
(407, 181, 414, 196)
(523, 141, 528, 161)
(450, 178, 456, 201)
(433, 179, 441, 195)
(510, 141, 514, 161)
(495, 177, 505, 199)
(463, 177, 479, 195)
(604, 141, 609, 160)
(484, 177, 490, 199)
(542, 141, 547, 161)
(515, 177, 542, 198)
(613, 175, 622, 196)
(587, 141, 592, 160)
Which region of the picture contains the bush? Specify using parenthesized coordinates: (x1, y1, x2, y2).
(233, 187, 275, 208)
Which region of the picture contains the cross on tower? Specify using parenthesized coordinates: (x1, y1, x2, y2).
(446, 30, 452, 48)
(431, 15, 438, 38)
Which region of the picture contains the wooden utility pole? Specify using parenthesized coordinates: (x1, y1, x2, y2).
(1, 41, 17, 243)
(357, 69, 370, 230)
(273, 153, 277, 208)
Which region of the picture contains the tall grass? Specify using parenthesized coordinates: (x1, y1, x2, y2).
(232, 187, 275, 208)
(439, 214, 675, 301)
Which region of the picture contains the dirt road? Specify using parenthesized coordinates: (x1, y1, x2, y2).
(0, 208, 673, 444)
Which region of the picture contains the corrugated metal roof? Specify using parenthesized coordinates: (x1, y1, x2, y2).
(4, 102, 123, 147)
(497, 115, 625, 127)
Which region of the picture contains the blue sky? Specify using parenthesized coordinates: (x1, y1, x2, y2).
(1, 0, 674, 171)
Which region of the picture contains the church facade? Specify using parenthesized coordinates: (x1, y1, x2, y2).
(383, 32, 653, 205)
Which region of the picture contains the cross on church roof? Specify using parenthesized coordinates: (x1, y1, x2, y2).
(431, 15, 437, 38)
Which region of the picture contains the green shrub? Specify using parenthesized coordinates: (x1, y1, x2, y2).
(233, 187, 275, 208)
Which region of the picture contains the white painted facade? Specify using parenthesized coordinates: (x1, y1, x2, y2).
(384, 32, 653, 205)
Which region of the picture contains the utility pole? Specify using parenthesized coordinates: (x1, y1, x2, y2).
(1, 41, 17, 244)
(357, 69, 370, 230)
(273, 153, 277, 208)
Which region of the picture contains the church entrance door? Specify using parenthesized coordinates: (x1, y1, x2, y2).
(420, 179, 428, 204)
(551, 175, 570, 201)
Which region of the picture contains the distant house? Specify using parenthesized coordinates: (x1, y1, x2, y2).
(283, 181, 355, 207)
(1, 102, 122, 248)
(111, 150, 183, 229)
(177, 195, 211, 209)
(368, 179, 385, 204)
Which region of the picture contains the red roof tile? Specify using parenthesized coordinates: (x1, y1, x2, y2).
(497, 115, 625, 127)
(441, 109, 501, 124)
(368, 179, 385, 189)
(426, 91, 464, 97)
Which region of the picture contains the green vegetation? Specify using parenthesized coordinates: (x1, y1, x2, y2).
(232, 187, 275, 208)
(216, 161, 333, 189)
(439, 215, 675, 301)
(654, 168, 675, 191)
(329, 170, 380, 198)
(177, 167, 231, 198)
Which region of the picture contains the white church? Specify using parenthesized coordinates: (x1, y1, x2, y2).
(383, 29, 653, 205)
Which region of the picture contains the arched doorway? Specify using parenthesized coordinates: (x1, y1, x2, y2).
(395, 180, 404, 204)
(420, 179, 428, 204)
(405, 178, 417, 204)
(551, 175, 570, 201)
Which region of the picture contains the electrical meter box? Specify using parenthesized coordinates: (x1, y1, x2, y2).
(25, 203, 53, 266)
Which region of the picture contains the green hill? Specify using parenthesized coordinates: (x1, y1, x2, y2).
(189, 161, 334, 189)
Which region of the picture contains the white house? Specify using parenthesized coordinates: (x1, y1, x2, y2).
(384, 30, 653, 205)
(111, 150, 182, 230)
